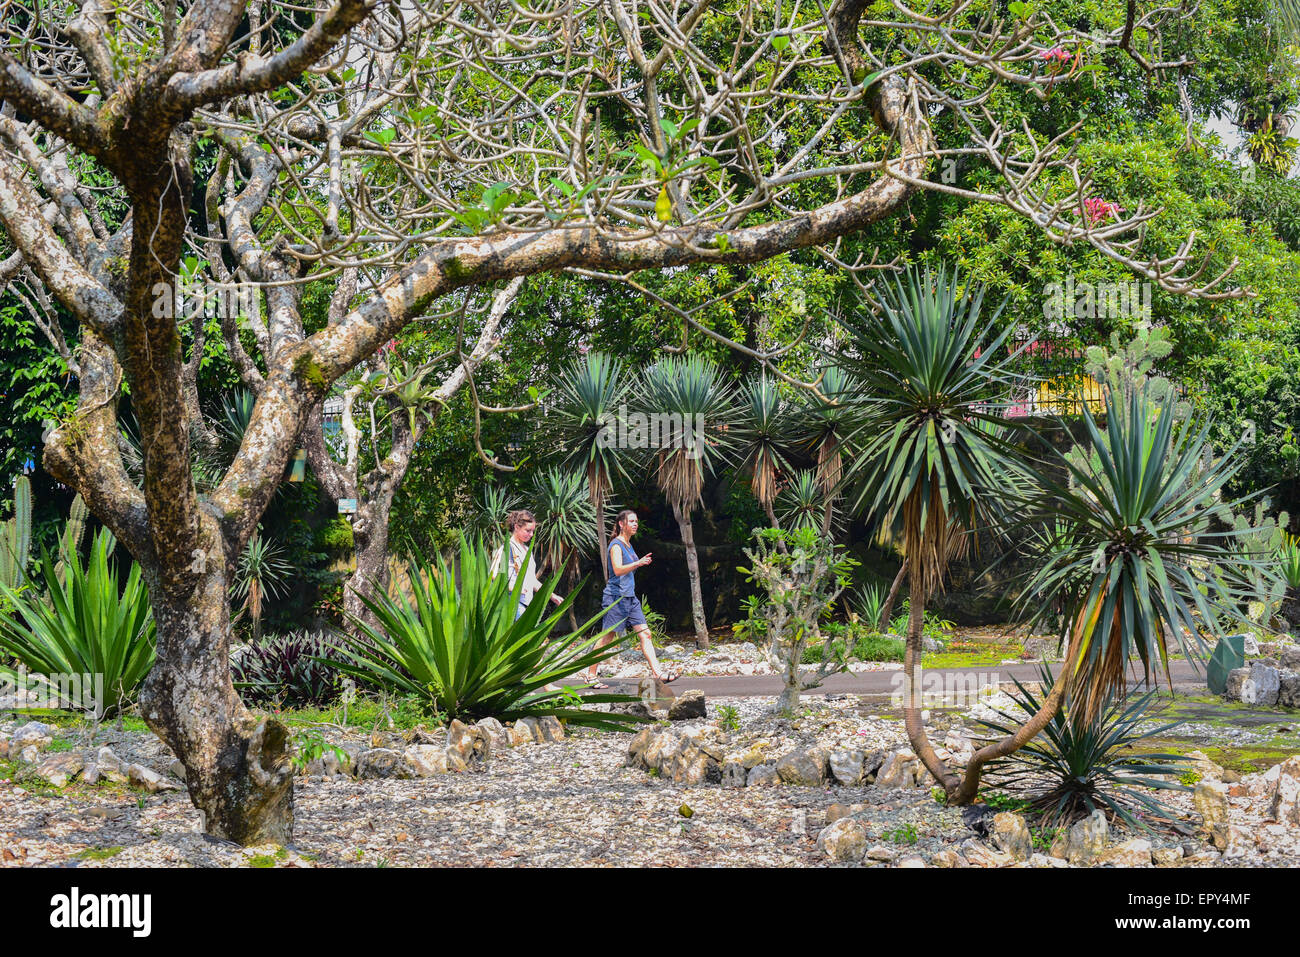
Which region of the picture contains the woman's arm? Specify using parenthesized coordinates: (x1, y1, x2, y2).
(608, 544, 650, 577)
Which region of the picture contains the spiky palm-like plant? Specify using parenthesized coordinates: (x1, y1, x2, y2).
(958, 385, 1255, 804)
(639, 354, 738, 649)
(777, 470, 834, 534)
(234, 530, 294, 641)
(546, 352, 636, 576)
(794, 363, 863, 535)
(471, 485, 522, 553)
(531, 467, 598, 628)
(838, 265, 1033, 801)
(734, 375, 798, 533)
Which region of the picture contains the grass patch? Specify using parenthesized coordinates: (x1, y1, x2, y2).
(75, 846, 124, 861)
(801, 633, 906, 664)
(923, 640, 1021, 669)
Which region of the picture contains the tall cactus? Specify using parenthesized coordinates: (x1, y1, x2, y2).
(1, 475, 33, 588)
(55, 493, 90, 583)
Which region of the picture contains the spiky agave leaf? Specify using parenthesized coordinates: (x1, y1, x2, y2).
(323, 537, 647, 729)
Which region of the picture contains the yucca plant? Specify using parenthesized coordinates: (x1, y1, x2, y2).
(976, 665, 1192, 830)
(531, 466, 597, 628)
(639, 353, 739, 648)
(0, 529, 156, 718)
(1279, 534, 1300, 590)
(851, 582, 887, 632)
(837, 264, 1033, 801)
(794, 363, 864, 535)
(546, 352, 636, 575)
(777, 470, 830, 534)
(952, 385, 1258, 805)
(234, 530, 293, 640)
(734, 375, 799, 533)
(323, 537, 645, 729)
(470, 484, 522, 553)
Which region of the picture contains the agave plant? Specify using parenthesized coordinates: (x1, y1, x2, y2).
(1279, 534, 1300, 590)
(639, 353, 739, 648)
(0, 530, 155, 718)
(323, 538, 644, 729)
(546, 352, 636, 574)
(734, 375, 799, 532)
(836, 264, 1032, 800)
(976, 665, 1192, 830)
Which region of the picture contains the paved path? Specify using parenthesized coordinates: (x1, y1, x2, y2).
(584, 660, 1208, 698)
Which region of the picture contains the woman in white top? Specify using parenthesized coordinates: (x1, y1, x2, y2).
(490, 510, 565, 619)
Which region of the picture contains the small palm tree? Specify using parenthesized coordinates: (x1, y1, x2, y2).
(235, 529, 294, 641)
(777, 470, 834, 534)
(531, 466, 598, 628)
(639, 354, 738, 649)
(547, 352, 636, 575)
(794, 363, 863, 535)
(838, 265, 1031, 800)
(734, 375, 799, 534)
(471, 485, 521, 553)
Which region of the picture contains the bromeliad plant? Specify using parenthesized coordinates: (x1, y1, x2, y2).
(975, 665, 1192, 830)
(0, 530, 155, 719)
(232, 630, 345, 709)
(324, 538, 644, 729)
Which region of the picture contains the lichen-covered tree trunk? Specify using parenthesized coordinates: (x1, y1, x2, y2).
(140, 514, 293, 844)
(674, 504, 709, 649)
(344, 495, 393, 626)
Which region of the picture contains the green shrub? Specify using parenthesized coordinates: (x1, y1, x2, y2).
(0, 530, 155, 718)
(323, 537, 646, 729)
(315, 518, 355, 553)
(232, 630, 345, 708)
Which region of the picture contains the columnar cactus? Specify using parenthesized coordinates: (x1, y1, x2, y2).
(0, 475, 32, 588)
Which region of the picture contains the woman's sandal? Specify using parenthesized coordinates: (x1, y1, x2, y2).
(586, 673, 610, 690)
(658, 666, 680, 684)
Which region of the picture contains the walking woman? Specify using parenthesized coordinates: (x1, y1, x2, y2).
(490, 510, 565, 620)
(587, 509, 679, 689)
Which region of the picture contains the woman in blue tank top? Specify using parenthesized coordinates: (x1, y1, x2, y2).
(586, 509, 679, 688)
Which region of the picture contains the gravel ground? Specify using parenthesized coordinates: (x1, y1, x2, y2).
(2, 692, 1296, 868)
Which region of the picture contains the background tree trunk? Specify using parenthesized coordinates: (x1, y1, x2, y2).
(879, 560, 907, 630)
(674, 503, 709, 648)
(900, 565, 961, 795)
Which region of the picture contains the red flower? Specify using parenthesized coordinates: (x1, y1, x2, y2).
(1082, 197, 1123, 225)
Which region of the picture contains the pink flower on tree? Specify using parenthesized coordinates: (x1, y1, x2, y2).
(1082, 196, 1123, 225)
(1040, 47, 1072, 68)
(378, 338, 399, 355)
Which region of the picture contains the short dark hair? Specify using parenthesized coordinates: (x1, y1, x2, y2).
(506, 509, 536, 531)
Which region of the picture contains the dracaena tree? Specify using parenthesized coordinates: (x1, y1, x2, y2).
(0, 0, 1246, 844)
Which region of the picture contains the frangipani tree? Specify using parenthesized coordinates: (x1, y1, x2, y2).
(0, 0, 1245, 843)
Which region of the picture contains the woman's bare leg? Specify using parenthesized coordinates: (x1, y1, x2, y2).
(587, 628, 616, 682)
(635, 624, 665, 681)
